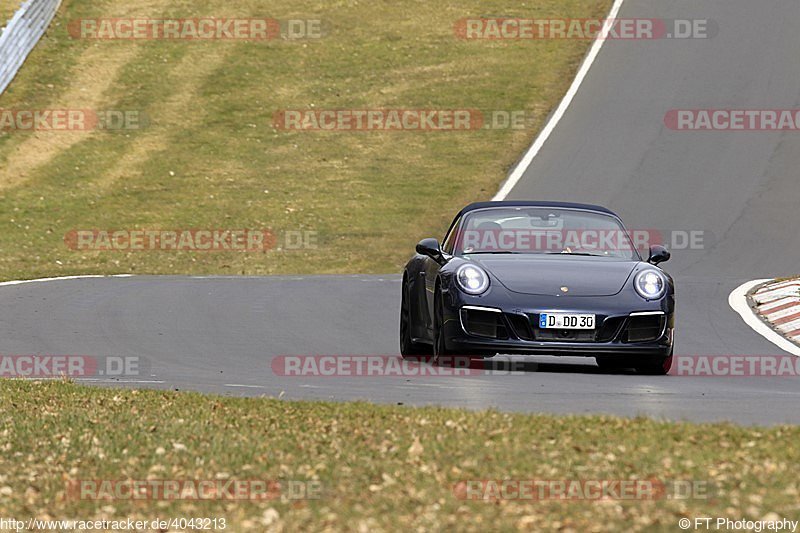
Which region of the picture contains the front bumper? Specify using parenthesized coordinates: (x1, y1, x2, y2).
(443, 299, 674, 358)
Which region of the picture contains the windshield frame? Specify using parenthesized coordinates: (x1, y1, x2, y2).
(447, 206, 643, 261)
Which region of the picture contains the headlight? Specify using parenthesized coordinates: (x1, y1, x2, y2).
(456, 264, 490, 295)
(634, 269, 666, 300)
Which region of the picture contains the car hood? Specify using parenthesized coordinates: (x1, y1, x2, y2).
(469, 256, 639, 297)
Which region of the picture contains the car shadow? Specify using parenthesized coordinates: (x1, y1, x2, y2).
(478, 356, 642, 376)
(406, 355, 643, 376)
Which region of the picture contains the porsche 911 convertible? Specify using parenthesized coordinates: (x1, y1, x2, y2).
(400, 201, 674, 374)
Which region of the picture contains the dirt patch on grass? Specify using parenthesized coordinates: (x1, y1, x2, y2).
(92, 47, 231, 191)
(0, 0, 614, 280)
(0, 0, 183, 190)
(0, 44, 137, 190)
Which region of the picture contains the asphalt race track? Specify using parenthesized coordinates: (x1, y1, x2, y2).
(4, 0, 800, 425)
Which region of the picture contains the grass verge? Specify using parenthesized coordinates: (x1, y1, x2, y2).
(0, 2, 21, 26)
(0, 0, 612, 280)
(1, 381, 798, 531)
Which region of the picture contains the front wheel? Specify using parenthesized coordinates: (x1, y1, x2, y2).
(400, 279, 432, 359)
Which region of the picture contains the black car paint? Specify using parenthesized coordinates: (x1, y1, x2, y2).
(402, 201, 675, 363)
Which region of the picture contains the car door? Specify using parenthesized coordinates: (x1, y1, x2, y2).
(420, 216, 461, 335)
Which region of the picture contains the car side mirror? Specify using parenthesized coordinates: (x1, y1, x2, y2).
(416, 238, 445, 264)
(648, 245, 671, 265)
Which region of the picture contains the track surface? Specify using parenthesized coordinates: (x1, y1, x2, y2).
(4, 0, 800, 424)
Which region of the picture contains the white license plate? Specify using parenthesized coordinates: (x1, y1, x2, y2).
(539, 313, 595, 330)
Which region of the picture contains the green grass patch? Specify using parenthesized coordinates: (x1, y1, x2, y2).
(0, 380, 798, 531)
(0, 3, 19, 27)
(0, 0, 612, 280)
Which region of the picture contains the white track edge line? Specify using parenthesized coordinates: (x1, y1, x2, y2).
(0, 274, 134, 287)
(493, 0, 626, 201)
(728, 279, 800, 357)
(0, 274, 133, 287)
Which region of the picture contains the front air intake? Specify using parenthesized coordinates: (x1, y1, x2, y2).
(624, 313, 666, 343)
(460, 307, 507, 339)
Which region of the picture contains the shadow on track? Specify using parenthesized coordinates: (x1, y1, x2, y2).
(410, 355, 645, 376)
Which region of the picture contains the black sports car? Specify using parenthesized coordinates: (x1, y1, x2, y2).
(400, 201, 675, 374)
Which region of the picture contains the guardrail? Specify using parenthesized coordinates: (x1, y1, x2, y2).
(0, 0, 62, 95)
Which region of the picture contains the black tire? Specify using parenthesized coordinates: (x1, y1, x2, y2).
(596, 349, 673, 375)
(400, 279, 432, 359)
(595, 356, 633, 373)
(634, 349, 673, 375)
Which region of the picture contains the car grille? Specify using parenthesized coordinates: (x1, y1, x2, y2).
(623, 314, 666, 343)
(462, 310, 663, 344)
(460, 307, 509, 339)
(533, 328, 597, 342)
(597, 316, 626, 342)
(507, 313, 626, 343)
(505, 313, 534, 341)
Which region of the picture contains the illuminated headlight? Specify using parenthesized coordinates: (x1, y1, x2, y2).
(456, 264, 490, 295)
(634, 269, 666, 300)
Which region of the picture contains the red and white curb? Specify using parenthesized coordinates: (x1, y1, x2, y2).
(751, 279, 800, 341)
(729, 279, 800, 357)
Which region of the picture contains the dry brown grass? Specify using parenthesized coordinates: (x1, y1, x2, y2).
(0, 0, 612, 281)
(1, 380, 798, 532)
(0, 45, 136, 189)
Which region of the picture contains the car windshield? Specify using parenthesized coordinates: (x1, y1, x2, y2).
(453, 207, 641, 260)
